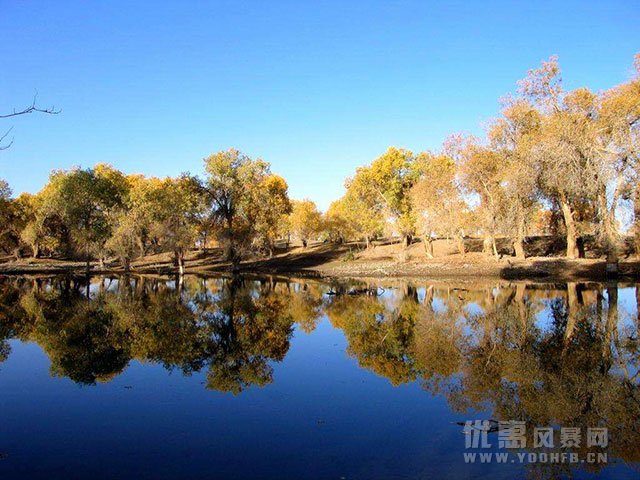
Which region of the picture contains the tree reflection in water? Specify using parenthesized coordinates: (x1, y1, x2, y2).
(0, 275, 638, 470)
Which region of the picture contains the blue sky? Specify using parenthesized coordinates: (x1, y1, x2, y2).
(1, 0, 638, 210)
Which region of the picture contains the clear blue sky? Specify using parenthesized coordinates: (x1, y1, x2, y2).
(1, 0, 638, 210)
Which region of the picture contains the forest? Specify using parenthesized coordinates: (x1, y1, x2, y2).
(1, 54, 639, 273)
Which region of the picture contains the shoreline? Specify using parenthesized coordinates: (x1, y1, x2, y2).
(1, 239, 638, 282)
(1, 255, 639, 283)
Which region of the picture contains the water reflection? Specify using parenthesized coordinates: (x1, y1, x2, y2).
(0, 275, 639, 474)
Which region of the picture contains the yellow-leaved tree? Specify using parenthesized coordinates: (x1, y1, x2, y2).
(410, 152, 467, 257)
(289, 199, 322, 248)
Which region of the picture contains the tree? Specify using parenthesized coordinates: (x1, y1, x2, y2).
(352, 147, 418, 247)
(0, 180, 28, 257)
(46, 166, 128, 270)
(277, 212, 293, 248)
(289, 199, 322, 248)
(323, 199, 357, 244)
(105, 212, 143, 272)
(0, 189, 38, 258)
(253, 174, 292, 256)
(20, 190, 67, 259)
(146, 175, 205, 276)
(453, 135, 504, 258)
(517, 57, 600, 259)
(0, 180, 15, 254)
(204, 149, 271, 264)
(410, 152, 467, 257)
(0, 179, 10, 201)
(123, 174, 165, 255)
(488, 100, 541, 258)
(598, 54, 640, 257)
(342, 170, 385, 248)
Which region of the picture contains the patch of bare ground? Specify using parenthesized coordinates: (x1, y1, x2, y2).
(316, 253, 640, 282)
(240, 238, 640, 282)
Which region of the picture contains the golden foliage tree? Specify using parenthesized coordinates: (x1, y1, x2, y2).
(410, 152, 467, 257)
(289, 199, 322, 248)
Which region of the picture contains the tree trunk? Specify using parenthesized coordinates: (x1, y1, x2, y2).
(482, 234, 492, 256)
(224, 242, 235, 263)
(598, 186, 619, 264)
(515, 284, 527, 340)
(560, 197, 581, 259)
(404, 284, 418, 302)
(514, 237, 525, 259)
(32, 243, 40, 258)
(175, 250, 185, 276)
(231, 255, 241, 273)
(456, 234, 466, 256)
(365, 236, 371, 249)
(604, 284, 618, 364)
(403, 234, 412, 248)
(302, 239, 308, 248)
(201, 232, 208, 252)
(513, 213, 526, 259)
(606, 250, 619, 277)
(423, 236, 434, 258)
(424, 285, 434, 307)
(564, 282, 580, 345)
(483, 233, 498, 259)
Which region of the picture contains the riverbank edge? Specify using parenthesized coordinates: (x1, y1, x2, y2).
(1, 256, 639, 283)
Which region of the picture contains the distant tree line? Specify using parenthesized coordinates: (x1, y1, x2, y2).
(0, 54, 638, 269)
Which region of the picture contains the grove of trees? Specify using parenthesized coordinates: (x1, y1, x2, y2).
(1, 54, 638, 270)
(327, 54, 640, 262)
(0, 151, 294, 272)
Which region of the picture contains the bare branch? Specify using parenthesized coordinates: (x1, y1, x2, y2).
(0, 93, 61, 119)
(0, 127, 14, 151)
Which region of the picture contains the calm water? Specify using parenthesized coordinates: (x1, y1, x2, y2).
(0, 275, 638, 479)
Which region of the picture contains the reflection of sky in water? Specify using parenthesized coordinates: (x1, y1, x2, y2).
(534, 286, 637, 332)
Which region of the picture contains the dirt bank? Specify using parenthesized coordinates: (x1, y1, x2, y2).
(1, 238, 638, 281)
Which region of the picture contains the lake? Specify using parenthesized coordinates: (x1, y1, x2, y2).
(0, 275, 638, 479)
